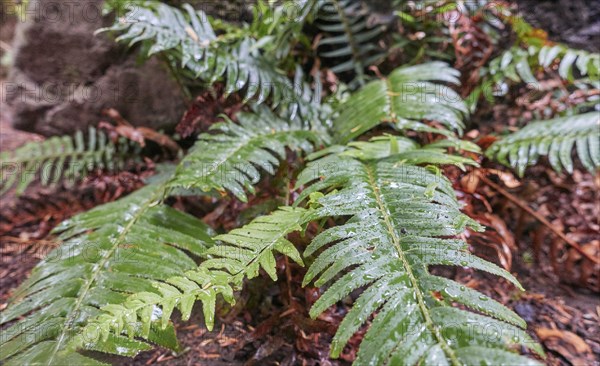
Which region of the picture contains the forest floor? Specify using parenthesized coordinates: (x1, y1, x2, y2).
(1, 1, 599, 365)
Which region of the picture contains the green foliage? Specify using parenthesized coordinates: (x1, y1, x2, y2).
(102, 1, 304, 106)
(0, 2, 551, 365)
(487, 45, 599, 88)
(332, 62, 468, 143)
(74, 207, 308, 354)
(537, 45, 599, 81)
(169, 106, 327, 202)
(249, 0, 317, 60)
(206, 206, 307, 283)
(486, 112, 600, 175)
(0, 178, 214, 365)
(295, 153, 544, 364)
(0, 127, 140, 195)
(315, 0, 385, 85)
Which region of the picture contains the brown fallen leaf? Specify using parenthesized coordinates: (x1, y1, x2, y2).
(460, 171, 480, 194)
(101, 108, 179, 152)
(136, 126, 180, 152)
(536, 327, 593, 366)
(486, 169, 522, 188)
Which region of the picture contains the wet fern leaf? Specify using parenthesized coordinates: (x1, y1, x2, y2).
(170, 106, 326, 202)
(0, 179, 214, 365)
(332, 62, 468, 143)
(296, 153, 544, 365)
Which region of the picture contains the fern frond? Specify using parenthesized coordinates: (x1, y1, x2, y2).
(488, 45, 599, 89)
(206, 206, 307, 283)
(315, 0, 385, 86)
(486, 112, 600, 175)
(0, 127, 140, 195)
(76, 207, 308, 353)
(169, 106, 326, 202)
(295, 153, 543, 365)
(332, 62, 468, 143)
(538, 45, 599, 80)
(104, 2, 300, 106)
(0, 178, 215, 364)
(104, 2, 215, 61)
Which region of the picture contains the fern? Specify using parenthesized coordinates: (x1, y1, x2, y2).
(74, 207, 308, 354)
(0, 177, 215, 365)
(315, 0, 385, 86)
(537, 45, 599, 81)
(486, 112, 600, 175)
(103, 2, 302, 106)
(332, 62, 468, 143)
(0, 127, 140, 195)
(295, 152, 544, 365)
(488, 45, 600, 88)
(249, 0, 318, 60)
(0, 105, 323, 363)
(169, 106, 327, 202)
(1, 3, 555, 364)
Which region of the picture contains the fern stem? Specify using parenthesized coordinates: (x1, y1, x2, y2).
(384, 78, 398, 122)
(331, 0, 366, 85)
(364, 163, 461, 366)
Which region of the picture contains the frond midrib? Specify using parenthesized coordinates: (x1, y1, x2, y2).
(383, 78, 398, 122)
(331, 0, 365, 82)
(4, 148, 111, 165)
(45, 181, 167, 364)
(228, 227, 294, 281)
(363, 162, 460, 366)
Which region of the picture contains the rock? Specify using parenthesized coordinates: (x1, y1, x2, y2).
(4, 0, 186, 136)
(516, 0, 600, 52)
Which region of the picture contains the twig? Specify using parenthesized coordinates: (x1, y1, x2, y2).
(0, 41, 12, 53)
(477, 172, 599, 264)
